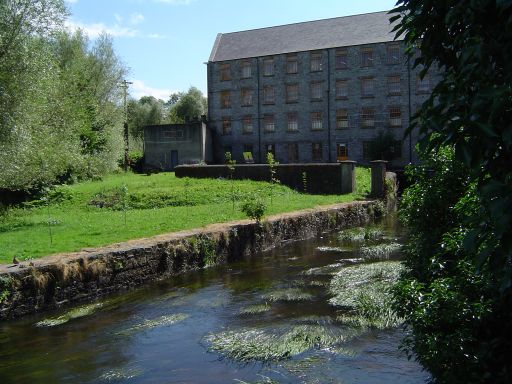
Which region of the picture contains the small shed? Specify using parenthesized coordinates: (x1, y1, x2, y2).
(144, 121, 212, 171)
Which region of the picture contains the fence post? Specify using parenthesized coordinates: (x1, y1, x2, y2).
(370, 160, 388, 197)
(339, 161, 356, 194)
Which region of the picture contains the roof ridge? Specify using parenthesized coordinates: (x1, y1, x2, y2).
(218, 10, 391, 36)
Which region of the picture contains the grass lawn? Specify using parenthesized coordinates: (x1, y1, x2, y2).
(0, 168, 371, 263)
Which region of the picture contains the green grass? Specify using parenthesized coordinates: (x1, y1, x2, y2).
(0, 168, 370, 263)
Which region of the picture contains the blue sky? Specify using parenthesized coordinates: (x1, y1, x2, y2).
(64, 0, 397, 100)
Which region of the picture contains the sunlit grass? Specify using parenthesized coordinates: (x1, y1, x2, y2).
(0, 168, 371, 263)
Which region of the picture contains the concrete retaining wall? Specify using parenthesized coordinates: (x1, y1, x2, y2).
(0, 200, 384, 320)
(175, 162, 356, 194)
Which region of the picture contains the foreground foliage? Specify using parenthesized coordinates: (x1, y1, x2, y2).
(391, 1, 512, 382)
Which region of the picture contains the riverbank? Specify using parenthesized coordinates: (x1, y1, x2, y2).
(0, 200, 384, 320)
(0, 170, 371, 263)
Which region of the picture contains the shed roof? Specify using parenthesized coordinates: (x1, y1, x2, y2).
(209, 11, 401, 62)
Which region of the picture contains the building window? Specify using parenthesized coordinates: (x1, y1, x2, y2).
(362, 141, 371, 159)
(310, 81, 323, 101)
(263, 85, 275, 104)
(163, 129, 184, 140)
(241, 88, 253, 106)
(337, 143, 348, 161)
(310, 51, 323, 72)
(361, 47, 373, 67)
(242, 115, 253, 134)
(311, 112, 323, 131)
(286, 83, 299, 103)
(361, 77, 375, 97)
(335, 48, 348, 69)
(335, 80, 348, 99)
(263, 57, 274, 76)
(388, 75, 401, 95)
(288, 143, 299, 162)
(220, 63, 231, 81)
(241, 60, 252, 78)
(387, 44, 401, 64)
(312, 143, 323, 161)
(264, 114, 275, 133)
(287, 112, 298, 132)
(336, 109, 349, 129)
(286, 54, 298, 74)
(266, 143, 275, 158)
(417, 74, 431, 93)
(222, 117, 232, 135)
(220, 90, 231, 108)
(242, 144, 254, 163)
(361, 107, 375, 128)
(389, 106, 402, 127)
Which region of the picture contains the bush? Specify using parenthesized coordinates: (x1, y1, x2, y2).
(240, 198, 266, 223)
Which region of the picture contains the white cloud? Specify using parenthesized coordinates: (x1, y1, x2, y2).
(65, 20, 139, 38)
(130, 80, 173, 100)
(130, 12, 145, 25)
(114, 14, 123, 24)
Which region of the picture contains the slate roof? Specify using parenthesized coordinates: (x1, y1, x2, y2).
(209, 11, 401, 62)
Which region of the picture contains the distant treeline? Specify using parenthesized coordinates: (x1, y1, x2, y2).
(0, 0, 207, 195)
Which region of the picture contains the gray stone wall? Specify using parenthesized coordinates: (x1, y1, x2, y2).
(208, 42, 439, 167)
(144, 122, 211, 170)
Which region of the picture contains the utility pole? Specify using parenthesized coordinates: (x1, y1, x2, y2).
(120, 79, 133, 171)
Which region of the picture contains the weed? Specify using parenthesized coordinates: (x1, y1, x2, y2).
(119, 313, 188, 334)
(359, 242, 402, 261)
(0, 275, 12, 304)
(329, 261, 404, 329)
(239, 303, 271, 315)
(207, 325, 352, 362)
(261, 288, 313, 302)
(36, 302, 104, 327)
(338, 227, 383, 244)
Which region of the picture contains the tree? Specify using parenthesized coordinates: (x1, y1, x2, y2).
(127, 96, 165, 139)
(390, 1, 512, 382)
(169, 86, 207, 123)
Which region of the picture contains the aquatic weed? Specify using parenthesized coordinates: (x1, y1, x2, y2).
(239, 303, 271, 315)
(261, 288, 314, 302)
(35, 302, 104, 327)
(206, 325, 353, 362)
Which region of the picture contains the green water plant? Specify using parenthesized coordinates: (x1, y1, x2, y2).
(35, 302, 104, 327)
(207, 325, 355, 362)
(239, 303, 271, 315)
(261, 288, 313, 302)
(359, 243, 402, 261)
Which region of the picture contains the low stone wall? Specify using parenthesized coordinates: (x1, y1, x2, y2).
(175, 163, 355, 195)
(0, 200, 383, 320)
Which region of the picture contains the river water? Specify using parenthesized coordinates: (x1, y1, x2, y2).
(0, 216, 428, 383)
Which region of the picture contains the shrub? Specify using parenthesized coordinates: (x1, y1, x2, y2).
(240, 198, 266, 223)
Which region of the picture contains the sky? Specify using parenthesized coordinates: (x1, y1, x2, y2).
(64, 0, 397, 100)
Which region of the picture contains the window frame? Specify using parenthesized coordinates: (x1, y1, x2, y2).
(263, 114, 275, 133)
(311, 111, 323, 131)
(336, 109, 349, 129)
(310, 51, 323, 72)
(242, 115, 253, 134)
(222, 116, 232, 135)
(335, 48, 348, 70)
(263, 57, 275, 76)
(361, 47, 374, 67)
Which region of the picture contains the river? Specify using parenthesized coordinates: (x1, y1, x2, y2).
(0, 215, 428, 383)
